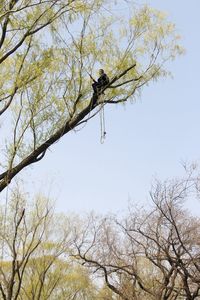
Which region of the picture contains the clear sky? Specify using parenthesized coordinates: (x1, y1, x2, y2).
(20, 0, 200, 215)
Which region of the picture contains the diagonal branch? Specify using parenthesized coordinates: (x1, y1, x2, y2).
(0, 63, 137, 192)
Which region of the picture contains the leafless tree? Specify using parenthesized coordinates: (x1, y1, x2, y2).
(73, 168, 200, 299)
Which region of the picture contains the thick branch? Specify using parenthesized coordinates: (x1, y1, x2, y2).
(0, 100, 93, 192)
(0, 63, 136, 192)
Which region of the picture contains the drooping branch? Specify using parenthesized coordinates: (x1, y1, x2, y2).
(0, 1, 74, 65)
(0, 63, 137, 192)
(0, 0, 19, 49)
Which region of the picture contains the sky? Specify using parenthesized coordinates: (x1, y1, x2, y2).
(11, 0, 200, 215)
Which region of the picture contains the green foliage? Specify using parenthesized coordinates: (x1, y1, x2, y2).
(0, 1, 183, 190)
(0, 190, 98, 299)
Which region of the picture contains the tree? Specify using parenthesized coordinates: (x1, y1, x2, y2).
(0, 187, 100, 299)
(73, 168, 200, 299)
(1, 169, 199, 299)
(0, 0, 183, 192)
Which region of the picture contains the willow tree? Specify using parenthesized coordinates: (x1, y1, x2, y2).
(0, 188, 102, 300)
(0, 0, 183, 191)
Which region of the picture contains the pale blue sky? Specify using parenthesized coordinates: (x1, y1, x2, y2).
(22, 0, 200, 215)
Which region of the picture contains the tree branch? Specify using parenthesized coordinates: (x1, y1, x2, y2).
(0, 63, 137, 192)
